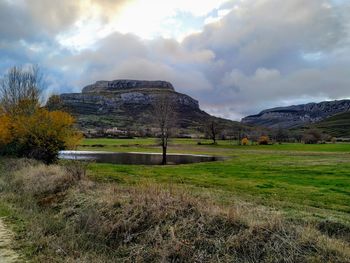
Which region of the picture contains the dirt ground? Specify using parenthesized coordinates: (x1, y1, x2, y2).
(0, 218, 21, 263)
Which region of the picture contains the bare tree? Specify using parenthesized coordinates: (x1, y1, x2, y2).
(205, 118, 221, 144)
(236, 127, 244, 145)
(0, 65, 42, 114)
(152, 94, 176, 165)
(303, 129, 322, 144)
(275, 125, 288, 144)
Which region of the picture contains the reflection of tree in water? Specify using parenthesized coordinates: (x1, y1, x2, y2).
(59, 151, 222, 165)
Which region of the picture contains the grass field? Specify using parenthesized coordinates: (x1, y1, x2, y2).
(1, 138, 349, 262)
(80, 138, 350, 223)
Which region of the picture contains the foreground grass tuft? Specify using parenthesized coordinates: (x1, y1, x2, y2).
(0, 158, 349, 262)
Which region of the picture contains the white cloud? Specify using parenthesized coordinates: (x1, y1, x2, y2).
(1, 0, 350, 121)
(204, 8, 232, 25)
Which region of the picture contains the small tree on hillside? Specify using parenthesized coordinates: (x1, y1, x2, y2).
(152, 94, 176, 165)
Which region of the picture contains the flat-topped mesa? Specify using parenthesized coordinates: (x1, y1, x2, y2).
(57, 78, 242, 132)
(82, 80, 175, 93)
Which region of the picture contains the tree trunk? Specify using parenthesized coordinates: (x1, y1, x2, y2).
(162, 145, 167, 165)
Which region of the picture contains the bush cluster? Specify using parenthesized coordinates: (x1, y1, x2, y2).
(241, 137, 249, 145)
(258, 135, 270, 145)
(0, 65, 81, 163)
(0, 101, 81, 163)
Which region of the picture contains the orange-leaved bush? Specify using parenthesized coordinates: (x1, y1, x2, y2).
(241, 137, 249, 146)
(258, 135, 269, 145)
(0, 112, 12, 145)
(0, 65, 81, 163)
(1, 106, 81, 163)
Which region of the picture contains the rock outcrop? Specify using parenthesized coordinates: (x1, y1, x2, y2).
(82, 80, 175, 93)
(241, 100, 350, 128)
(59, 80, 220, 132)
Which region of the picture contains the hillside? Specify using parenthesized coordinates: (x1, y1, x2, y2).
(241, 100, 350, 129)
(310, 111, 350, 137)
(59, 79, 245, 134)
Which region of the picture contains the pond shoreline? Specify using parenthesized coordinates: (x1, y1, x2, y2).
(59, 150, 225, 165)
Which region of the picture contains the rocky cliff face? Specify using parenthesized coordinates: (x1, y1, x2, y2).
(60, 80, 211, 131)
(241, 100, 350, 128)
(82, 80, 175, 93)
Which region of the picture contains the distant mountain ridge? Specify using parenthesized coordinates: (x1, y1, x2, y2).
(241, 100, 350, 129)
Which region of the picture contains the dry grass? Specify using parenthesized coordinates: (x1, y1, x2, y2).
(12, 165, 75, 197)
(0, 159, 349, 262)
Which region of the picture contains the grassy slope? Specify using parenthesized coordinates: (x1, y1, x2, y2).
(312, 111, 350, 137)
(80, 138, 350, 222)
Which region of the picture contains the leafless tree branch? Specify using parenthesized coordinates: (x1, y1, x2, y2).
(0, 65, 42, 114)
(152, 94, 177, 164)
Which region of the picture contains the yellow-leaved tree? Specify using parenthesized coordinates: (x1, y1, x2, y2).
(0, 65, 82, 163)
(11, 108, 82, 163)
(0, 112, 12, 145)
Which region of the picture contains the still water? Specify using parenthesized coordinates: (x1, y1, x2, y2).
(59, 151, 224, 165)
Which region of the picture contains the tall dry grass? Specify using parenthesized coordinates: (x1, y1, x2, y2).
(0, 158, 349, 262)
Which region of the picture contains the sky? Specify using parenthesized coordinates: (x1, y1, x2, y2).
(0, 0, 349, 120)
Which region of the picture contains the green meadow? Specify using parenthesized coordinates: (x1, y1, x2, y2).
(1, 138, 349, 261)
(80, 138, 350, 223)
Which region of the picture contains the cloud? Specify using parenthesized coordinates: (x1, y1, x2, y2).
(0, 0, 83, 42)
(180, 0, 350, 118)
(50, 32, 215, 96)
(0, 1, 33, 41)
(26, 0, 81, 34)
(219, 66, 350, 115)
(0, 0, 350, 121)
(184, 0, 345, 70)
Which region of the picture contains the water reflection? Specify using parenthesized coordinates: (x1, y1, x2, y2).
(59, 151, 224, 165)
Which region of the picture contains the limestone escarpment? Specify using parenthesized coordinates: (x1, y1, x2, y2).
(59, 80, 211, 131)
(82, 80, 175, 93)
(241, 100, 350, 128)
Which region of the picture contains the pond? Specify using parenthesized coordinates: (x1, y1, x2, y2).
(59, 151, 224, 165)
